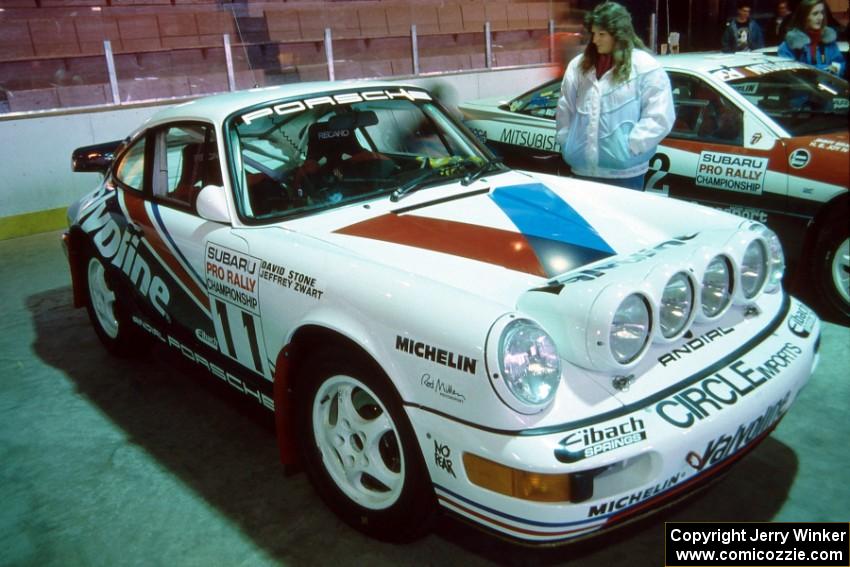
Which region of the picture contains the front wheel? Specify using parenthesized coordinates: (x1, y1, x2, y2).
(813, 221, 850, 323)
(294, 349, 436, 542)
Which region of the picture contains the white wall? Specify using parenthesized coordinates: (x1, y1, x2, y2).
(0, 65, 557, 219)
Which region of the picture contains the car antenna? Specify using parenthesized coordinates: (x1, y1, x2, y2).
(226, 4, 261, 89)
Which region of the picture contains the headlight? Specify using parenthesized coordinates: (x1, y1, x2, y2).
(701, 255, 733, 318)
(496, 318, 561, 413)
(740, 239, 768, 299)
(610, 294, 651, 364)
(761, 228, 785, 293)
(659, 272, 695, 339)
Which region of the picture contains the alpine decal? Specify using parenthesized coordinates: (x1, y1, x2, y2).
(121, 192, 210, 311)
(489, 183, 615, 277)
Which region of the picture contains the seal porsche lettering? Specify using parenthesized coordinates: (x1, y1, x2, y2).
(396, 336, 477, 375)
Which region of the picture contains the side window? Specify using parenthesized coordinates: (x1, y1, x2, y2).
(114, 138, 146, 191)
(510, 82, 560, 119)
(153, 124, 220, 211)
(669, 73, 743, 145)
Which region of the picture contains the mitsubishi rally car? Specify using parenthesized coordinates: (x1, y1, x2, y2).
(63, 80, 821, 545)
(459, 53, 850, 323)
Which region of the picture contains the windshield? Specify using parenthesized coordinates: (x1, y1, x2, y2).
(228, 88, 490, 221)
(727, 68, 848, 136)
(508, 80, 561, 118)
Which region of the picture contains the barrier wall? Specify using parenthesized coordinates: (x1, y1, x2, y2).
(0, 65, 558, 240)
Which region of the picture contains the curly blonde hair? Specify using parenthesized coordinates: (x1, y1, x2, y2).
(580, 2, 647, 83)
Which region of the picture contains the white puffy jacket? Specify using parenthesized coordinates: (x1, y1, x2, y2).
(555, 49, 675, 179)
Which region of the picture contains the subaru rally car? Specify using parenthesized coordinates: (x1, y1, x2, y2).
(459, 52, 849, 323)
(64, 80, 821, 545)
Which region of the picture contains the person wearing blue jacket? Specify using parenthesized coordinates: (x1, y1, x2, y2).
(721, 1, 765, 52)
(555, 2, 674, 191)
(778, 0, 846, 76)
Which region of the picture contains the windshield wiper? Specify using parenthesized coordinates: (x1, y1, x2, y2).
(389, 166, 448, 202)
(461, 157, 504, 186)
(390, 157, 506, 202)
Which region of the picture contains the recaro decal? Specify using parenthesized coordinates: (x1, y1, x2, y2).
(240, 88, 432, 125)
(655, 343, 804, 428)
(79, 188, 171, 317)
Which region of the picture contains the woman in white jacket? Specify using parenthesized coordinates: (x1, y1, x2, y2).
(555, 1, 675, 190)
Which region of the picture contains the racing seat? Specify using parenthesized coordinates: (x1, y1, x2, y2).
(293, 111, 392, 198)
(171, 142, 222, 210)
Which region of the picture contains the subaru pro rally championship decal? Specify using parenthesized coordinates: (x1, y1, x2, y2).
(336, 183, 614, 277)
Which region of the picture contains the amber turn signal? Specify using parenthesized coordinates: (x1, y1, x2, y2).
(463, 453, 573, 503)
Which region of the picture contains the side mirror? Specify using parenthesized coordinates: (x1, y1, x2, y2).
(71, 140, 123, 174)
(196, 185, 231, 224)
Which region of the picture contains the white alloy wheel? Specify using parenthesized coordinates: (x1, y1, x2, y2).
(87, 257, 119, 339)
(311, 375, 405, 510)
(831, 237, 850, 306)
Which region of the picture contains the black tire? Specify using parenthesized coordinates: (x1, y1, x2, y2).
(82, 250, 150, 357)
(294, 347, 436, 542)
(813, 220, 850, 324)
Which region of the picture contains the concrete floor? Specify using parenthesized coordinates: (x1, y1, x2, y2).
(1, 230, 848, 567)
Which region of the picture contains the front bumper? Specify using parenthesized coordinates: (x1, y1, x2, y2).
(407, 295, 820, 544)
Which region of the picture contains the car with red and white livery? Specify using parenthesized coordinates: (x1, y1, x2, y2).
(460, 53, 849, 323)
(64, 80, 821, 545)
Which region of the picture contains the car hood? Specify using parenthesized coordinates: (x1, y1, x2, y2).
(282, 170, 742, 307)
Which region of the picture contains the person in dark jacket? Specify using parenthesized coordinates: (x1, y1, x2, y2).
(778, 0, 846, 76)
(766, 0, 792, 45)
(722, 0, 765, 52)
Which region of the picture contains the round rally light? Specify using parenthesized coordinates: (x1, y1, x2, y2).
(740, 239, 768, 299)
(660, 272, 694, 338)
(702, 255, 733, 318)
(498, 319, 561, 411)
(610, 293, 651, 365)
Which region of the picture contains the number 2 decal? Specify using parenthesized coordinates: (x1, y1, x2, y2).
(645, 153, 670, 196)
(213, 299, 266, 375)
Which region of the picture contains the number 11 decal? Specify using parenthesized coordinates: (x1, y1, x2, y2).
(213, 299, 267, 375)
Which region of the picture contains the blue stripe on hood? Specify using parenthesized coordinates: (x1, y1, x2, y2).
(490, 183, 615, 278)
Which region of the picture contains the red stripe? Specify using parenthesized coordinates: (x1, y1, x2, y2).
(123, 193, 210, 309)
(335, 214, 546, 276)
(436, 494, 598, 538)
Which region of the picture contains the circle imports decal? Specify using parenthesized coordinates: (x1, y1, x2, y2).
(788, 149, 810, 169)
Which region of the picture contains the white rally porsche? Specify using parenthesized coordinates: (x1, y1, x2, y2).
(64, 80, 820, 545)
